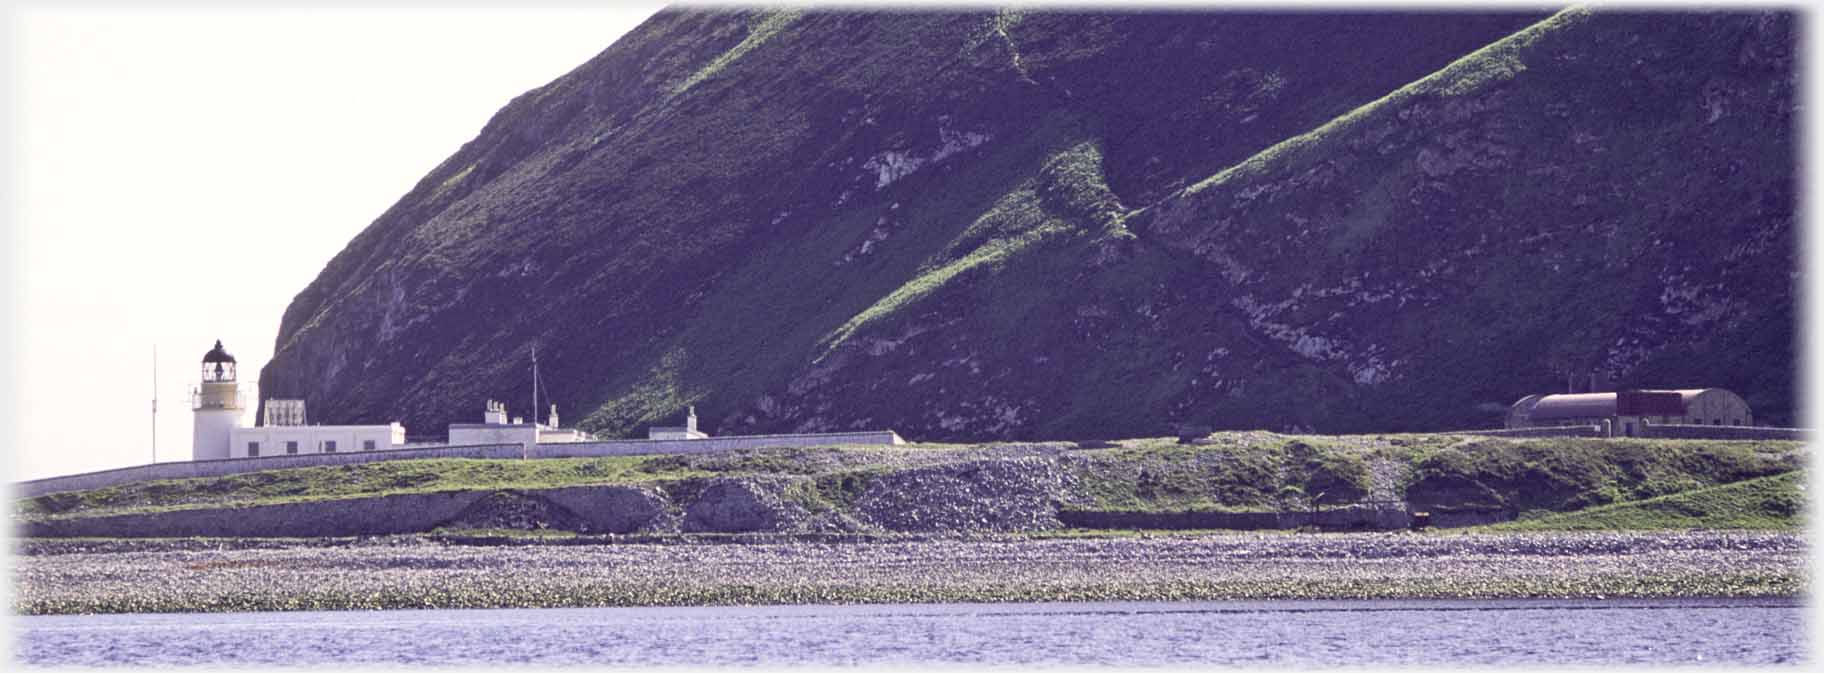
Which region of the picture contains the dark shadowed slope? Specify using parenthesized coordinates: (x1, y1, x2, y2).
(259, 8, 1793, 441)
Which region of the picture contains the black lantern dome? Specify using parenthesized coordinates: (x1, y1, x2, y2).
(202, 339, 237, 382)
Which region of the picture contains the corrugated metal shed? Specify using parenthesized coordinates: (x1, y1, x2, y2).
(1527, 393, 1618, 420)
(1527, 389, 1709, 420)
(1617, 390, 1686, 416)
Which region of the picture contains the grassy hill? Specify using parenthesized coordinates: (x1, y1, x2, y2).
(254, 9, 1794, 442)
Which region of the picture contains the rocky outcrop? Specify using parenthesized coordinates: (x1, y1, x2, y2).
(679, 478, 810, 533)
(442, 491, 594, 532)
(855, 457, 1082, 532)
(541, 484, 672, 533)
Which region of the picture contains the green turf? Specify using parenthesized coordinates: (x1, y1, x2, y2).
(1479, 470, 1806, 531)
(17, 433, 1805, 535)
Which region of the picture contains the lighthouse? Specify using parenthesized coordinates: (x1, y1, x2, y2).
(191, 340, 243, 461)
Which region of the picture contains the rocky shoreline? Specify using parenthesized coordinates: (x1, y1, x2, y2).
(14, 530, 1805, 615)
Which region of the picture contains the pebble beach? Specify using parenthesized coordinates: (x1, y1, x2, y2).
(14, 530, 1805, 615)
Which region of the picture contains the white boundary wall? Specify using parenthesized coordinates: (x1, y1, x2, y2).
(535, 431, 904, 459)
(14, 430, 905, 499)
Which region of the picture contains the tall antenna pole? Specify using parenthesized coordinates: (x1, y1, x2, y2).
(531, 344, 539, 428)
(151, 344, 158, 464)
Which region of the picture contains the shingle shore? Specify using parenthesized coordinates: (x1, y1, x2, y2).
(13, 531, 1804, 615)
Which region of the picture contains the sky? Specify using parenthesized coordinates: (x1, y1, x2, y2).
(8, 6, 664, 481)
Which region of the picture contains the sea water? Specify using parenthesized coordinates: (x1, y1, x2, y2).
(16, 597, 1806, 666)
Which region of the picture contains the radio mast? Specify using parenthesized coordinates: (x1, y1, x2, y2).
(151, 344, 158, 464)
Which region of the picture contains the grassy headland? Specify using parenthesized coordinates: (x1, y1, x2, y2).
(16, 433, 1803, 532)
(12, 433, 1806, 614)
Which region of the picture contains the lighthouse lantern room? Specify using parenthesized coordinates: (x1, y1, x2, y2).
(191, 339, 244, 461)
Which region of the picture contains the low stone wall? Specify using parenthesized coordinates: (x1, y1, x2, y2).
(13, 444, 524, 499)
(1312, 504, 1414, 530)
(13, 430, 907, 500)
(1056, 510, 1283, 530)
(1058, 504, 1413, 531)
(1422, 508, 1516, 528)
(1449, 426, 1606, 439)
(1639, 425, 1807, 441)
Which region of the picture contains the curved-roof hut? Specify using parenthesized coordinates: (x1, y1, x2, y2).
(1506, 388, 1752, 430)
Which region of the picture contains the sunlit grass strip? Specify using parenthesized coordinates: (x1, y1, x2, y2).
(1172, 7, 1587, 200)
(817, 131, 1122, 356)
(819, 223, 1055, 355)
(672, 9, 802, 96)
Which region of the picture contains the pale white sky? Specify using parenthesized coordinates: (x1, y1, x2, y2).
(8, 6, 663, 481)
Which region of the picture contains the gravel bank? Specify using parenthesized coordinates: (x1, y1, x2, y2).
(13, 531, 1804, 615)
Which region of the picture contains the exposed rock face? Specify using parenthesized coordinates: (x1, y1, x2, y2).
(442, 491, 593, 532)
(260, 9, 1795, 441)
(541, 485, 671, 533)
(680, 478, 809, 533)
(855, 458, 1082, 532)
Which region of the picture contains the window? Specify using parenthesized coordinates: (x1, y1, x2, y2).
(363, 439, 377, 451)
(247, 441, 260, 457)
(286, 441, 299, 454)
(1733, 418, 1741, 426)
(1713, 419, 1722, 426)
(324, 440, 338, 453)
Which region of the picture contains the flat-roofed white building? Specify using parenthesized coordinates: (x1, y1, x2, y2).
(447, 400, 592, 447)
(231, 422, 406, 458)
(230, 395, 405, 458)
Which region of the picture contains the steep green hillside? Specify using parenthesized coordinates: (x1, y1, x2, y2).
(1134, 9, 1797, 432)
(257, 8, 1793, 441)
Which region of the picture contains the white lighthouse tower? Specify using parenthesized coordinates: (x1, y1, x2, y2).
(191, 340, 243, 461)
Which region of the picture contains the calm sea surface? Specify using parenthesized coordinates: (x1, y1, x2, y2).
(16, 598, 1806, 666)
